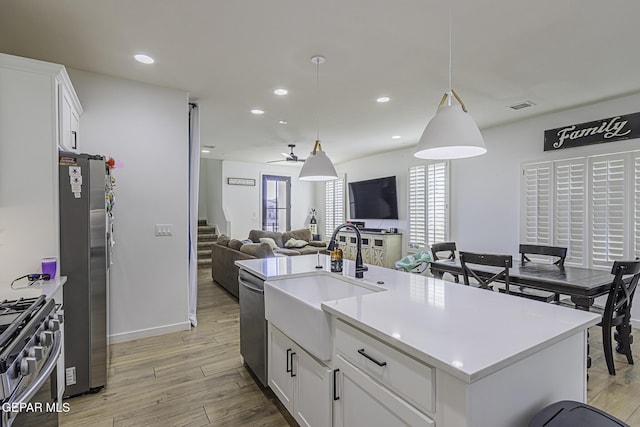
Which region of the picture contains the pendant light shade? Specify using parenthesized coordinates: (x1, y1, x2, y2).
(414, 0, 486, 160)
(298, 140, 338, 181)
(415, 97, 486, 160)
(298, 55, 338, 181)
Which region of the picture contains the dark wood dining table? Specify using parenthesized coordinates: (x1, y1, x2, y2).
(430, 259, 613, 311)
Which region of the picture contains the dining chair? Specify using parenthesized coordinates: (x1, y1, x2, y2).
(519, 244, 567, 267)
(506, 244, 568, 302)
(600, 259, 640, 375)
(459, 252, 512, 292)
(431, 242, 459, 282)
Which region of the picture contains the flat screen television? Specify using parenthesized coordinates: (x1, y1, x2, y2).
(348, 176, 399, 220)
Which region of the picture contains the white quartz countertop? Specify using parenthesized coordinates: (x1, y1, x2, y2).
(239, 255, 600, 383)
(0, 276, 67, 301)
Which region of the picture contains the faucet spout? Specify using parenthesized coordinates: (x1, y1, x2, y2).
(328, 223, 368, 279)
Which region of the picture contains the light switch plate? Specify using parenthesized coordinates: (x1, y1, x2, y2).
(155, 224, 173, 236)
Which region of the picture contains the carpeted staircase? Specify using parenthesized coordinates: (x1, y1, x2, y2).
(197, 219, 218, 269)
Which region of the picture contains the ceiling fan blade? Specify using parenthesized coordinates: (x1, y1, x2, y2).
(280, 152, 290, 158)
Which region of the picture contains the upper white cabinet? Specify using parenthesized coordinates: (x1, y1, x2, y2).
(0, 53, 83, 283)
(59, 79, 82, 152)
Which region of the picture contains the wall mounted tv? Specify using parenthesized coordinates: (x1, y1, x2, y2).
(348, 176, 399, 220)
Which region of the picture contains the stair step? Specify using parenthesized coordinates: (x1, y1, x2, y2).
(198, 225, 216, 234)
(198, 219, 208, 227)
(198, 233, 218, 242)
(197, 241, 213, 250)
(197, 249, 212, 259)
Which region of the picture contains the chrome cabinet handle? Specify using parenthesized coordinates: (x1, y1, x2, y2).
(358, 348, 387, 366)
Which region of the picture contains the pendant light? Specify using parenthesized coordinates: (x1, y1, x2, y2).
(299, 55, 338, 181)
(414, 0, 486, 160)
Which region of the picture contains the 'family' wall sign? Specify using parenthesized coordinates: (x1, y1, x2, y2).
(544, 112, 640, 151)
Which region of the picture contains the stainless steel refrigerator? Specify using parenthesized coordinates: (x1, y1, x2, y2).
(59, 152, 109, 397)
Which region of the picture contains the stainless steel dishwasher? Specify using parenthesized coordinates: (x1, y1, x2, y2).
(238, 269, 267, 386)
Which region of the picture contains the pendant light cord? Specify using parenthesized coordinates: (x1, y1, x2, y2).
(448, 0, 453, 102)
(316, 58, 320, 142)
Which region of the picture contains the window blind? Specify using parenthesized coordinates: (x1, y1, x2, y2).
(554, 159, 586, 266)
(325, 177, 345, 239)
(521, 162, 552, 245)
(635, 154, 640, 259)
(408, 162, 448, 249)
(427, 162, 447, 246)
(408, 165, 426, 249)
(589, 154, 626, 267)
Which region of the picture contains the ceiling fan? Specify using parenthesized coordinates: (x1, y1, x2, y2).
(267, 144, 306, 164)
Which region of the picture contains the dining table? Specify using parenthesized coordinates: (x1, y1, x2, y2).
(429, 258, 613, 311)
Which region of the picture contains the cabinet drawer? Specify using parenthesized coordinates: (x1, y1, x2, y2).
(335, 320, 435, 414)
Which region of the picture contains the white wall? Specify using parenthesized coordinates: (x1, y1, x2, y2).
(68, 69, 190, 342)
(220, 161, 315, 239)
(199, 158, 226, 234)
(197, 160, 208, 221)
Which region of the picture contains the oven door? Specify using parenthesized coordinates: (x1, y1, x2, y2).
(2, 331, 61, 427)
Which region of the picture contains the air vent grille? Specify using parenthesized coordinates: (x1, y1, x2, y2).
(508, 101, 536, 110)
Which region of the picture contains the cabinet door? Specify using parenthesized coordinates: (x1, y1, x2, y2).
(59, 88, 80, 152)
(334, 355, 434, 427)
(268, 325, 295, 413)
(294, 349, 333, 427)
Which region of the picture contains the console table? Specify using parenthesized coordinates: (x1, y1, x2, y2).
(336, 231, 402, 269)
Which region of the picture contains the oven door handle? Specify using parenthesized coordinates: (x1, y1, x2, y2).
(4, 331, 61, 426)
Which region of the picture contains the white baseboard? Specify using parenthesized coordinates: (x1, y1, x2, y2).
(108, 321, 191, 344)
(631, 319, 640, 329)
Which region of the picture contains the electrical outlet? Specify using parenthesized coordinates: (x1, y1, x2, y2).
(155, 224, 173, 236)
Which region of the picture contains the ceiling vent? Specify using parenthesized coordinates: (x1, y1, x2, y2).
(202, 145, 215, 149)
(508, 101, 536, 111)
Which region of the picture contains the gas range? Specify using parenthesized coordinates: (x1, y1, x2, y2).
(0, 296, 62, 427)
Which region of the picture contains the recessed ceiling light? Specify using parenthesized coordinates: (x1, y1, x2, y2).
(134, 54, 154, 64)
(201, 149, 210, 153)
(250, 109, 265, 115)
(392, 135, 402, 140)
(274, 88, 288, 96)
(278, 120, 288, 125)
(377, 96, 391, 103)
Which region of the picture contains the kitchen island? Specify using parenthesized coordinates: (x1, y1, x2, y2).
(237, 255, 599, 427)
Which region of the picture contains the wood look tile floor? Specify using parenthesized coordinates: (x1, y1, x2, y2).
(60, 271, 640, 426)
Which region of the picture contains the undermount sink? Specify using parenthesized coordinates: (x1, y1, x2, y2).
(264, 273, 379, 360)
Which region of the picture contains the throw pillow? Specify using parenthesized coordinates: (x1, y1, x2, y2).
(241, 239, 253, 245)
(228, 239, 243, 250)
(216, 234, 230, 247)
(259, 237, 278, 250)
(284, 238, 308, 248)
(307, 240, 327, 248)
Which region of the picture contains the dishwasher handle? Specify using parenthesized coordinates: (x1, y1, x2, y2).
(239, 280, 264, 294)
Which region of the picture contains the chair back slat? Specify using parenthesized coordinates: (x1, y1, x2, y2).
(519, 244, 567, 267)
(431, 242, 457, 261)
(459, 251, 512, 291)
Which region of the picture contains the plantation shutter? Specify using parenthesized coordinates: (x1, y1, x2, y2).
(408, 165, 426, 249)
(325, 177, 345, 239)
(427, 162, 448, 246)
(589, 154, 627, 267)
(553, 159, 586, 266)
(521, 162, 552, 245)
(634, 154, 640, 259)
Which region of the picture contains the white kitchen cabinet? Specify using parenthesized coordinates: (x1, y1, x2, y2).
(268, 323, 333, 427)
(0, 53, 82, 288)
(59, 84, 81, 152)
(334, 355, 434, 427)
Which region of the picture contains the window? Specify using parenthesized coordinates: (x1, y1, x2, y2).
(521, 150, 640, 268)
(262, 175, 290, 232)
(408, 161, 448, 250)
(325, 177, 345, 239)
